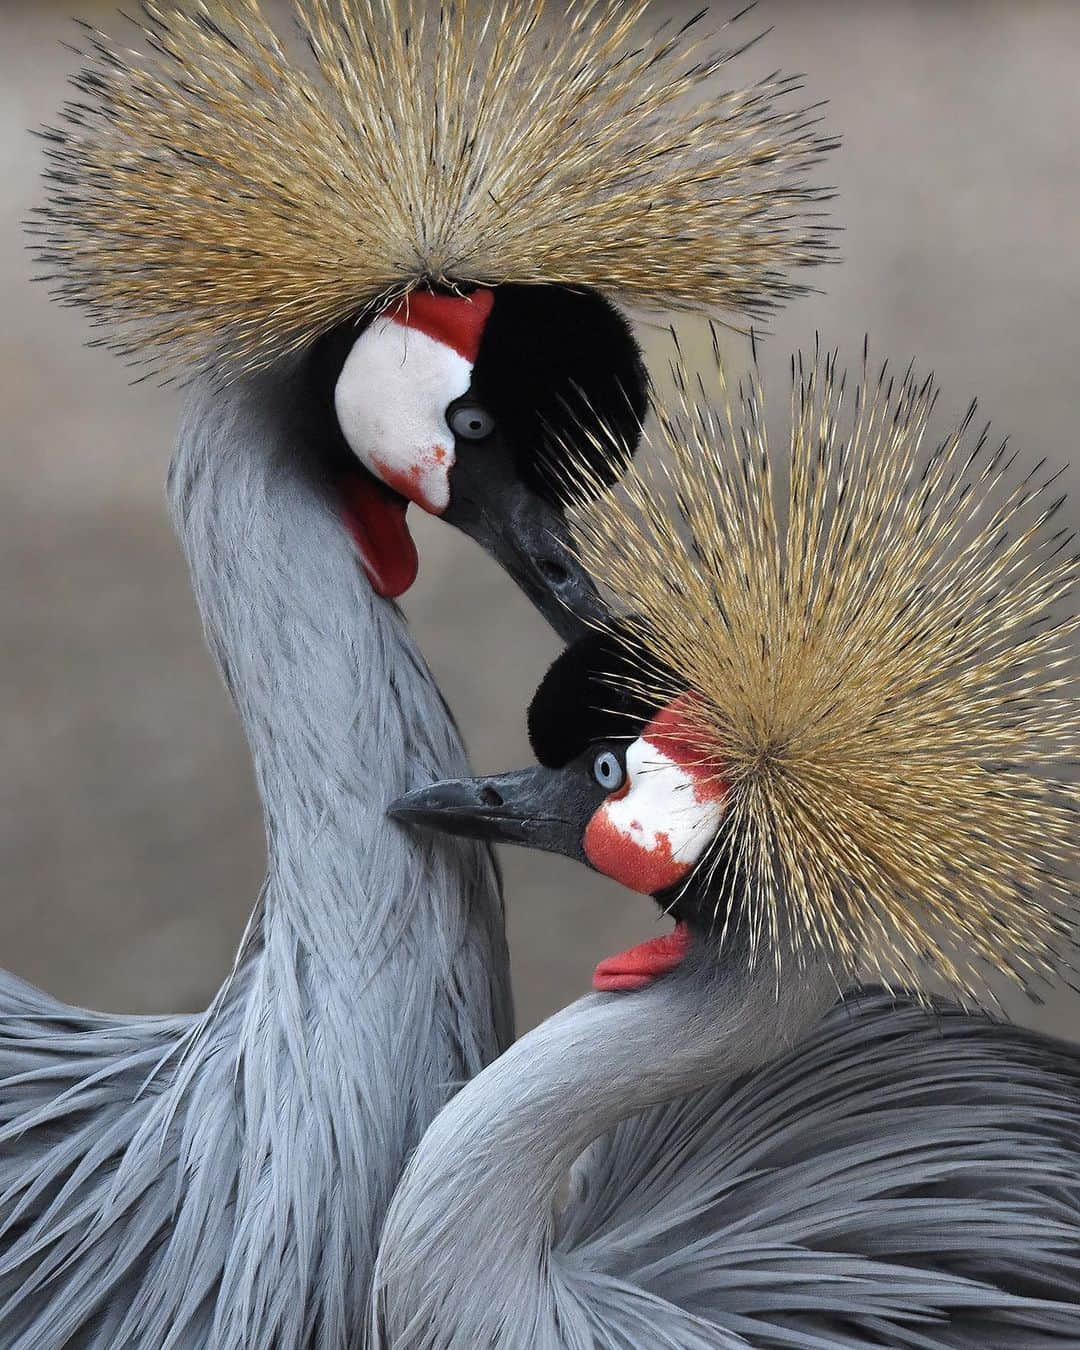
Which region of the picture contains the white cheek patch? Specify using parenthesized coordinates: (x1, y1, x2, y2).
(607, 739, 723, 868)
(334, 316, 470, 515)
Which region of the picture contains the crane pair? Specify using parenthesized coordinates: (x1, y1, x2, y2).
(5, 1, 1078, 1346)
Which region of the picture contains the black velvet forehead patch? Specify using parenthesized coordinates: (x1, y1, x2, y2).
(528, 628, 669, 768)
(470, 284, 647, 506)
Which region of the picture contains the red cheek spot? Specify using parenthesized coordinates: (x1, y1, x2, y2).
(370, 451, 451, 516)
(593, 923, 693, 992)
(371, 455, 421, 501)
(583, 812, 689, 895)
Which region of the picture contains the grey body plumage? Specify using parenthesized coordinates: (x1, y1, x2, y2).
(375, 958, 1080, 1348)
(0, 367, 511, 1348)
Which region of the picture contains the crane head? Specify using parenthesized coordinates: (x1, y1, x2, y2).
(313, 284, 645, 641)
(389, 630, 729, 992)
(393, 334, 1080, 1009)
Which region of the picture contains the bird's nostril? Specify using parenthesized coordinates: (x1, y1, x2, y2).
(538, 557, 570, 587)
(480, 785, 504, 808)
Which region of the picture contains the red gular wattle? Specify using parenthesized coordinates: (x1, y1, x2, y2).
(593, 923, 693, 992)
(340, 471, 419, 599)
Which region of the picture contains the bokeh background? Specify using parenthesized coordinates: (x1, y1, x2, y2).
(1, 0, 1077, 1037)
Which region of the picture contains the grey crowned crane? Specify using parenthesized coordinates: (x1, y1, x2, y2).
(5, 2, 835, 1346)
(382, 346, 1080, 1347)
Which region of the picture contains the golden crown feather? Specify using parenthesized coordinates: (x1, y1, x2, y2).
(565, 336, 1079, 1008)
(30, 0, 836, 375)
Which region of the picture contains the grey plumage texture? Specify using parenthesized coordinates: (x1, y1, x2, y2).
(0, 367, 511, 1348)
(375, 953, 1080, 1349)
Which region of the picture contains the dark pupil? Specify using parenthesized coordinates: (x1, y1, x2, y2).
(468, 417, 483, 432)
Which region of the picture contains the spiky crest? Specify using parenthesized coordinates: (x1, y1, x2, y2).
(565, 335, 1079, 1007)
(30, 0, 836, 374)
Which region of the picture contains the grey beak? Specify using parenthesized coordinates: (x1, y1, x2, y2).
(466, 495, 607, 644)
(389, 767, 585, 859)
(441, 449, 606, 643)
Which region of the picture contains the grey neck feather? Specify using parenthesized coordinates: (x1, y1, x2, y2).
(168, 362, 512, 1319)
(374, 939, 835, 1344)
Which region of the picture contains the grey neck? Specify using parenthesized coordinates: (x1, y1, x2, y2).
(374, 940, 835, 1342)
(168, 357, 511, 1157)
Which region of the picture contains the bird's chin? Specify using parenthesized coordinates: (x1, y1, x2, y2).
(339, 469, 419, 599)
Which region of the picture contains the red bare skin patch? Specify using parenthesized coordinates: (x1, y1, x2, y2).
(384, 288, 495, 362)
(583, 812, 686, 895)
(641, 695, 726, 804)
(340, 471, 418, 599)
(593, 923, 693, 992)
(369, 451, 451, 516)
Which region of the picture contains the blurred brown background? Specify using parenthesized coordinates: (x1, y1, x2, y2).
(1, 1, 1077, 1037)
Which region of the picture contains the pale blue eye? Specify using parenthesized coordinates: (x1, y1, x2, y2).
(593, 750, 624, 792)
(449, 403, 495, 441)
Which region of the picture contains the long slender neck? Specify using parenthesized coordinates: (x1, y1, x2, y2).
(167, 364, 511, 1294)
(171, 368, 437, 933)
(171, 361, 506, 998)
(374, 943, 835, 1344)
